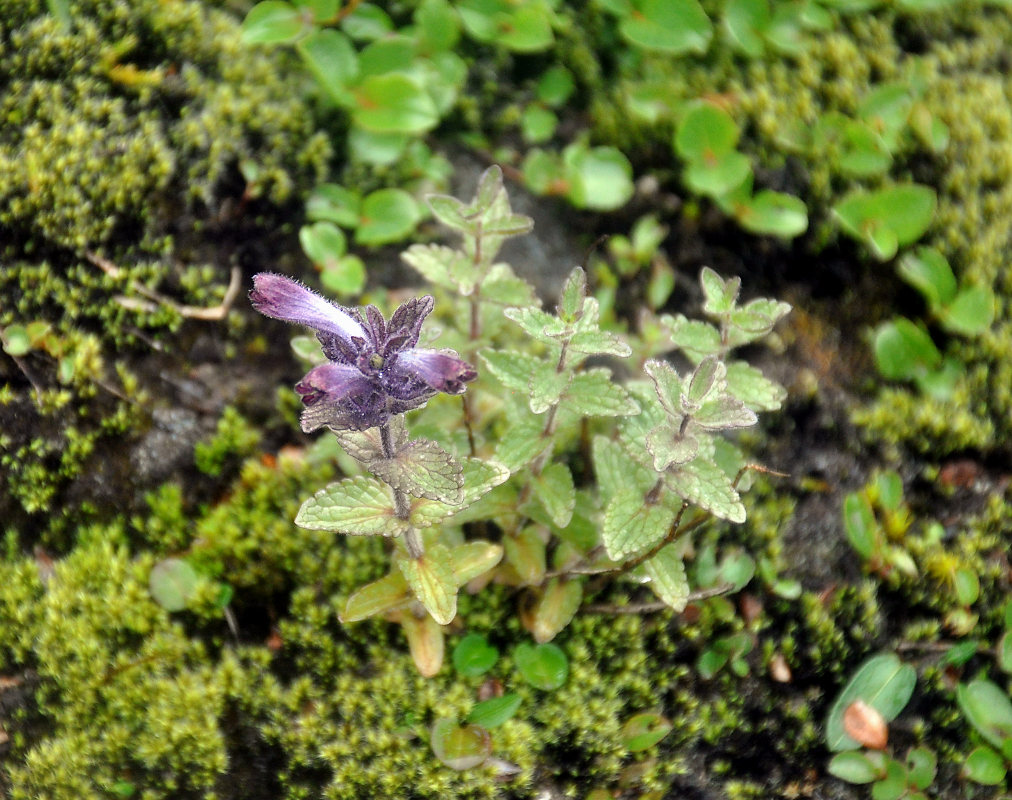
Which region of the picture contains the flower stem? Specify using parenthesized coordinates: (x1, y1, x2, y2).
(380, 422, 424, 557)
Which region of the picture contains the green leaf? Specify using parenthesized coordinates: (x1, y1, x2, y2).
(602, 489, 677, 560)
(725, 361, 786, 411)
(480, 349, 543, 392)
(643, 543, 690, 611)
(450, 541, 503, 586)
(411, 459, 510, 528)
(529, 363, 572, 414)
(843, 492, 877, 560)
(356, 188, 421, 245)
(521, 104, 557, 143)
(533, 463, 575, 528)
(827, 751, 880, 784)
(2, 324, 31, 357)
(621, 712, 673, 752)
(646, 425, 698, 471)
(666, 315, 723, 360)
(676, 101, 740, 161)
(558, 266, 587, 321)
(723, 0, 770, 57)
(693, 396, 757, 430)
(568, 329, 633, 358)
(906, 747, 936, 791)
(480, 265, 538, 307)
(456, 0, 554, 51)
(942, 286, 995, 336)
(341, 571, 411, 622)
(341, 2, 393, 40)
(514, 642, 569, 690)
(700, 266, 740, 314)
(897, 247, 957, 309)
(665, 458, 745, 523)
(295, 476, 406, 536)
(826, 653, 917, 751)
(536, 65, 575, 106)
(430, 719, 491, 770)
(297, 29, 358, 105)
(241, 1, 304, 45)
(307, 183, 360, 227)
(320, 255, 366, 296)
(348, 128, 409, 165)
(452, 633, 499, 676)
(592, 435, 657, 500)
(467, 694, 521, 728)
(964, 746, 1007, 785)
(562, 369, 640, 417)
(504, 527, 546, 585)
(415, 0, 461, 52)
(563, 145, 635, 211)
(734, 190, 808, 238)
(368, 439, 463, 503)
(149, 558, 199, 612)
(504, 306, 568, 339)
(352, 73, 439, 134)
(398, 544, 458, 624)
(531, 578, 582, 643)
(833, 184, 936, 261)
(493, 416, 546, 471)
(644, 359, 685, 420)
(300, 221, 347, 268)
(999, 630, 1012, 674)
(956, 680, 1012, 750)
(619, 0, 713, 54)
(873, 319, 941, 381)
(402, 243, 478, 293)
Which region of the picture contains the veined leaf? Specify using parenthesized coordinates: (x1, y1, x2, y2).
(700, 267, 741, 315)
(504, 306, 568, 339)
(450, 541, 503, 586)
(402, 243, 479, 293)
(480, 349, 543, 393)
(568, 329, 632, 357)
(533, 462, 575, 528)
(369, 439, 464, 503)
(725, 361, 786, 411)
(643, 543, 689, 611)
(504, 527, 547, 585)
(592, 435, 657, 500)
(401, 613, 444, 677)
(558, 267, 587, 322)
(665, 315, 723, 360)
(494, 416, 546, 471)
(411, 459, 511, 527)
(295, 476, 406, 535)
(684, 356, 725, 408)
(646, 425, 699, 471)
(531, 579, 582, 643)
(644, 359, 685, 420)
(529, 363, 572, 414)
(480, 264, 539, 307)
(693, 395, 757, 430)
(398, 544, 458, 624)
(665, 458, 745, 523)
(562, 369, 640, 417)
(602, 489, 677, 560)
(341, 571, 411, 622)
(334, 417, 405, 463)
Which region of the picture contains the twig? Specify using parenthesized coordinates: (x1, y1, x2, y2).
(86, 251, 242, 321)
(581, 583, 734, 615)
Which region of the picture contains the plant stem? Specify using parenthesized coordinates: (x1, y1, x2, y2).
(380, 422, 423, 557)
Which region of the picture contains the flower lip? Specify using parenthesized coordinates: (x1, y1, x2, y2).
(250, 273, 366, 345)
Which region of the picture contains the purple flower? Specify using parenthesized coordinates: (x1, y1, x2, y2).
(251, 273, 476, 432)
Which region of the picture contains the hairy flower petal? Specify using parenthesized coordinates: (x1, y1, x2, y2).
(296, 363, 387, 432)
(396, 349, 477, 395)
(250, 273, 365, 343)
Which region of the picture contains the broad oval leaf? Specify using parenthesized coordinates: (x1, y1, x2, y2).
(398, 544, 458, 624)
(295, 476, 405, 536)
(351, 73, 439, 133)
(452, 632, 499, 677)
(430, 719, 491, 770)
(620, 0, 712, 54)
(826, 653, 916, 751)
(514, 642, 569, 690)
(467, 693, 521, 728)
(531, 578, 582, 643)
(621, 712, 673, 752)
(341, 571, 411, 622)
(956, 680, 1012, 751)
(149, 558, 199, 612)
(450, 541, 503, 586)
(241, 1, 304, 45)
(369, 439, 463, 503)
(356, 188, 421, 245)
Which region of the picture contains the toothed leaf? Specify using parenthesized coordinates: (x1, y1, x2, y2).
(644, 359, 685, 420)
(693, 396, 758, 430)
(530, 363, 572, 414)
(592, 435, 656, 500)
(296, 476, 406, 536)
(602, 489, 677, 560)
(494, 416, 546, 471)
(558, 267, 587, 322)
(666, 315, 722, 360)
(646, 426, 699, 471)
(480, 264, 538, 306)
(700, 267, 741, 315)
(480, 349, 542, 392)
(643, 543, 690, 611)
(665, 458, 745, 523)
(533, 462, 575, 528)
(411, 459, 511, 527)
(504, 306, 568, 338)
(684, 357, 724, 407)
(369, 439, 464, 503)
(398, 544, 457, 625)
(725, 361, 787, 411)
(562, 369, 640, 417)
(568, 329, 632, 357)
(402, 243, 479, 294)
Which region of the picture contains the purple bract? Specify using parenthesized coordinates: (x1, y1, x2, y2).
(250, 273, 476, 432)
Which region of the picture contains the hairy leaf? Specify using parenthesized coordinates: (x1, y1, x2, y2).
(450, 541, 503, 586)
(646, 425, 699, 471)
(504, 306, 568, 339)
(295, 476, 406, 535)
(411, 459, 510, 527)
(602, 489, 677, 560)
(665, 458, 745, 523)
(480, 349, 543, 392)
(665, 315, 722, 360)
(562, 369, 640, 417)
(644, 359, 685, 420)
(494, 416, 546, 471)
(693, 396, 757, 430)
(558, 267, 587, 322)
(531, 579, 582, 643)
(369, 439, 464, 503)
(700, 266, 741, 315)
(334, 417, 405, 463)
(592, 435, 656, 499)
(533, 463, 575, 528)
(402, 243, 478, 293)
(480, 264, 538, 307)
(568, 329, 632, 357)
(725, 361, 786, 411)
(341, 571, 411, 622)
(398, 544, 458, 624)
(529, 363, 572, 414)
(643, 544, 689, 611)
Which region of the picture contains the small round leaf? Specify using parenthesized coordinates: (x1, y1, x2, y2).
(452, 633, 499, 677)
(514, 642, 568, 690)
(430, 719, 492, 770)
(149, 558, 200, 612)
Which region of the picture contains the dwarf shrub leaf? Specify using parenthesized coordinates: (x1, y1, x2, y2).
(241, 1, 304, 44)
(295, 476, 406, 536)
(430, 719, 492, 770)
(297, 29, 358, 106)
(514, 642, 569, 690)
(826, 653, 917, 751)
(621, 712, 674, 752)
(620, 0, 712, 54)
(943, 286, 994, 336)
(352, 73, 438, 134)
(356, 188, 421, 245)
(452, 633, 499, 677)
(956, 680, 1012, 751)
(898, 247, 957, 308)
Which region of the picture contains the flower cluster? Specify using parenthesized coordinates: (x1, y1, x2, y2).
(250, 273, 476, 432)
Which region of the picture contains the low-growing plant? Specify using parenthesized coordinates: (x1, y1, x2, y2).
(250, 166, 790, 677)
